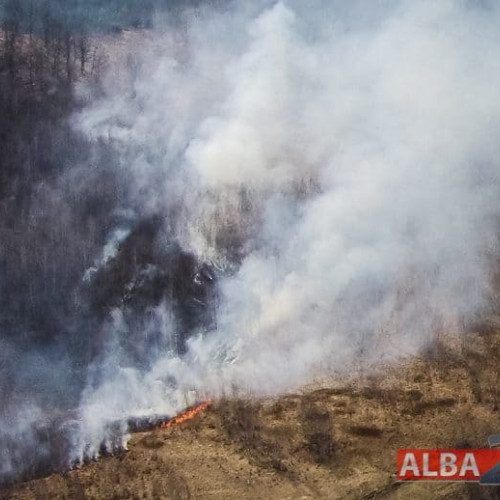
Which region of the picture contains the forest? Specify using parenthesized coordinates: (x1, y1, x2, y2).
(0, 0, 219, 482)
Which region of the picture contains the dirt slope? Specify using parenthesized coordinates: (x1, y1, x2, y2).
(3, 318, 500, 500)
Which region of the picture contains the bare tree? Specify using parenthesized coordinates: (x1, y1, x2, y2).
(77, 33, 90, 75)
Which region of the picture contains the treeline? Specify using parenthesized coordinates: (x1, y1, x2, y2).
(0, 0, 216, 384)
(0, 0, 105, 196)
(0, 0, 113, 351)
(0, 0, 215, 348)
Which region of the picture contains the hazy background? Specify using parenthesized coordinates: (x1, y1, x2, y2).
(0, 0, 210, 31)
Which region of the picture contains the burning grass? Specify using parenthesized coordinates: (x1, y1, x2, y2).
(158, 400, 213, 431)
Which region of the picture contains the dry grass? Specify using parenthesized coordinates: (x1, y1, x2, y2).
(4, 317, 500, 499)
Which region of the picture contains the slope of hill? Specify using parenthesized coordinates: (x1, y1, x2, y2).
(3, 318, 500, 500)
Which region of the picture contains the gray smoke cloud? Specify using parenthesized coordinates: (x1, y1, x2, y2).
(67, 0, 500, 460)
(2, 0, 499, 478)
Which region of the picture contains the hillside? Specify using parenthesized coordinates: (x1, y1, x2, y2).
(2, 3, 500, 499)
(3, 318, 500, 500)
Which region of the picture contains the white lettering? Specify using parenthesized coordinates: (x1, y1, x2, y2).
(440, 453, 457, 477)
(423, 453, 438, 477)
(400, 453, 420, 477)
(459, 453, 480, 477)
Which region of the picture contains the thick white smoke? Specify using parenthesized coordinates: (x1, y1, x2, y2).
(72, 0, 500, 459)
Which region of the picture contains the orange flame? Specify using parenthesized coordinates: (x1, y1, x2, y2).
(159, 399, 212, 430)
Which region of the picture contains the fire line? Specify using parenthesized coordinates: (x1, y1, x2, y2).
(158, 400, 213, 430)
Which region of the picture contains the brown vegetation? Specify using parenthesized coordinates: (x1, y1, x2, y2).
(3, 317, 500, 499)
